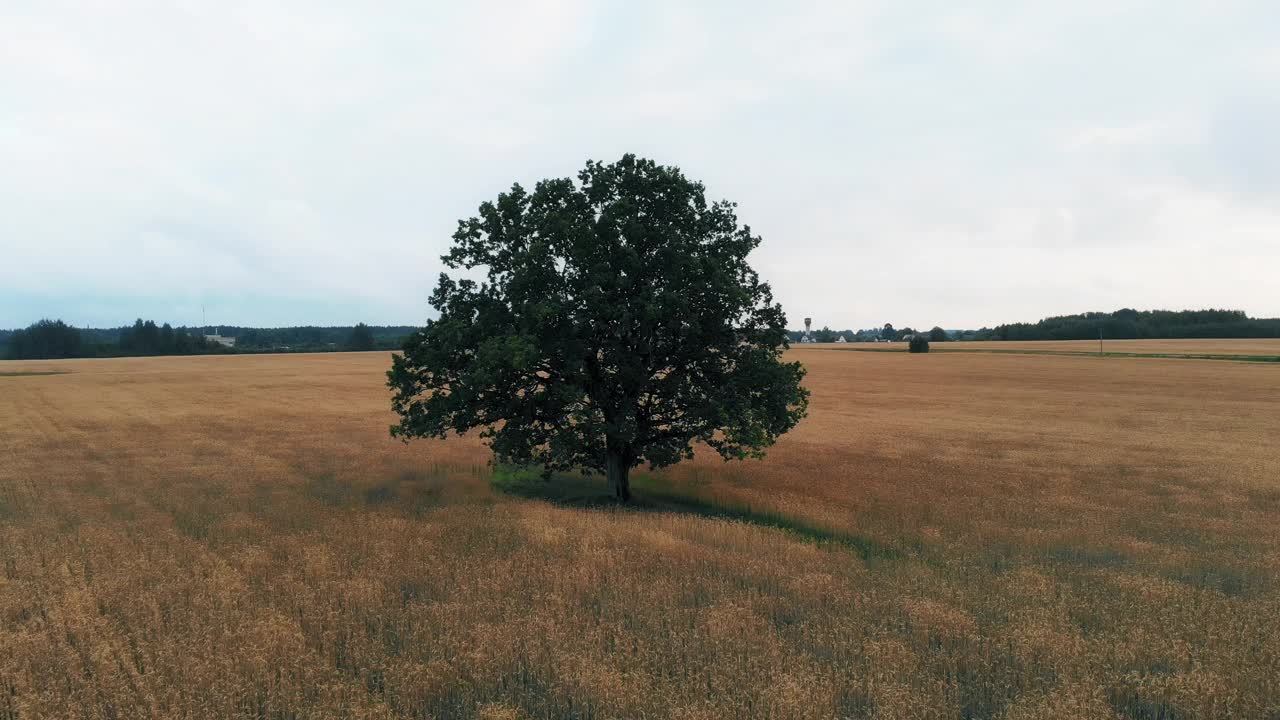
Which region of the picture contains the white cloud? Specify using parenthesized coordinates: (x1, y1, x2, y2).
(1, 0, 1277, 329)
(1066, 121, 1187, 149)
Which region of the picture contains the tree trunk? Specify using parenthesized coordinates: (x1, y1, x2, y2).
(606, 450, 631, 502)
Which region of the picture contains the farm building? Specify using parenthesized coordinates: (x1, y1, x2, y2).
(204, 331, 236, 348)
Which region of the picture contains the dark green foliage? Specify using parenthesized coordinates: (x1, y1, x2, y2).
(978, 308, 1280, 341)
(118, 319, 218, 356)
(348, 323, 376, 351)
(388, 154, 810, 501)
(5, 319, 82, 359)
(814, 325, 836, 343)
(908, 335, 929, 353)
(2, 320, 418, 359)
(1, 318, 220, 359)
(785, 309, 1280, 344)
(119, 318, 160, 353)
(221, 325, 417, 351)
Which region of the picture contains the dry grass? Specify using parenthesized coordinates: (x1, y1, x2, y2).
(2, 351, 1278, 719)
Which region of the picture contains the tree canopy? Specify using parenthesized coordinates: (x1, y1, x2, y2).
(0, 320, 418, 359)
(4, 319, 82, 360)
(975, 308, 1280, 341)
(388, 155, 809, 501)
(348, 323, 376, 351)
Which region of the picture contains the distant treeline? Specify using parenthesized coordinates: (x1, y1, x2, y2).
(974, 309, 1280, 341)
(1, 319, 419, 360)
(192, 324, 418, 351)
(789, 309, 1280, 344)
(788, 325, 954, 343)
(9, 308, 1276, 360)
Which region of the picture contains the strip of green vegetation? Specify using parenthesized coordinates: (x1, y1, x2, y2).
(0, 370, 70, 377)
(491, 464, 900, 561)
(801, 346, 1280, 363)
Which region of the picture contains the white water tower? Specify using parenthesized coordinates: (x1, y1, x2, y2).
(803, 317, 813, 343)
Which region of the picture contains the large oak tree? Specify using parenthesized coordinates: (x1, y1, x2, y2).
(388, 155, 808, 501)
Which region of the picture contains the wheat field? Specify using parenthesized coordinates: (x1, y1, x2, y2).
(2, 349, 1278, 719)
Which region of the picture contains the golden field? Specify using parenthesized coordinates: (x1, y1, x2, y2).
(819, 338, 1280, 357)
(2, 350, 1278, 719)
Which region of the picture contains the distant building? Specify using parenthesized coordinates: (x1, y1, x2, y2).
(204, 329, 236, 348)
(834, 336, 848, 343)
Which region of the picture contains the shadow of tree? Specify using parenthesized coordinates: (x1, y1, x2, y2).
(491, 465, 900, 562)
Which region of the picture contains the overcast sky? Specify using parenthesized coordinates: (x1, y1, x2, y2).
(3, 1, 1277, 330)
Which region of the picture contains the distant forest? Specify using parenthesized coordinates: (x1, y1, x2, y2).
(6, 308, 1278, 360)
(975, 309, 1280, 341)
(1, 319, 418, 360)
(792, 309, 1280, 344)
